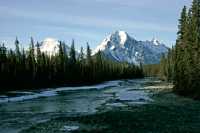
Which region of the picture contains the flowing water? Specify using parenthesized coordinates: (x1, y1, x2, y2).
(0, 78, 161, 133)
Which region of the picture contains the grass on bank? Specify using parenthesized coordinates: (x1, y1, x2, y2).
(21, 89, 200, 133)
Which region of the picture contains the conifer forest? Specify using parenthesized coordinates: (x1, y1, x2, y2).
(0, 39, 143, 92)
(1, 0, 200, 133)
(144, 0, 200, 99)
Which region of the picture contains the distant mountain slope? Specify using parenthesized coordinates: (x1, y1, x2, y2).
(94, 31, 169, 64)
(39, 38, 71, 56)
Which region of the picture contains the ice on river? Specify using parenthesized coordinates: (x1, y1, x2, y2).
(0, 80, 121, 103)
(117, 89, 152, 102)
(0, 90, 57, 103)
(60, 125, 79, 132)
(0, 78, 160, 133)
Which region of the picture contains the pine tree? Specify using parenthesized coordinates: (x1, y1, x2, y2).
(172, 0, 200, 98)
(15, 37, 21, 58)
(79, 47, 84, 62)
(86, 42, 92, 66)
(0, 38, 143, 91)
(174, 6, 188, 92)
(36, 42, 42, 82)
(190, 0, 200, 93)
(27, 37, 36, 81)
(69, 39, 76, 65)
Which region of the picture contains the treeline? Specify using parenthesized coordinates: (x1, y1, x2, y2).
(145, 0, 200, 99)
(173, 0, 200, 98)
(0, 38, 143, 92)
(143, 49, 174, 82)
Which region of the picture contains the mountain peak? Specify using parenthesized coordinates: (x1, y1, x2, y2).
(40, 38, 60, 56)
(151, 37, 161, 46)
(94, 31, 168, 64)
(39, 38, 77, 57)
(113, 30, 128, 45)
(109, 30, 129, 45)
(94, 30, 129, 54)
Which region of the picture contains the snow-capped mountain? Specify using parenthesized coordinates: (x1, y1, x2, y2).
(94, 31, 169, 65)
(39, 38, 71, 56)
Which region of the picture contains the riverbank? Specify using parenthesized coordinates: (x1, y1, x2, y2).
(20, 80, 200, 133)
(1, 78, 200, 133)
(0, 77, 144, 93)
(67, 86, 200, 133)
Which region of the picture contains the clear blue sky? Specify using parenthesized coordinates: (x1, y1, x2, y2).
(0, 0, 191, 50)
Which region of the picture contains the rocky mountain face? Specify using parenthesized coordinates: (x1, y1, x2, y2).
(94, 31, 169, 65)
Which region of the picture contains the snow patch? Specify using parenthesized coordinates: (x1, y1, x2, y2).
(106, 102, 127, 107)
(0, 91, 57, 103)
(151, 38, 161, 46)
(144, 84, 173, 90)
(110, 45, 115, 50)
(93, 31, 168, 65)
(118, 31, 127, 45)
(60, 125, 79, 131)
(93, 38, 109, 54)
(117, 90, 152, 102)
(40, 38, 60, 56)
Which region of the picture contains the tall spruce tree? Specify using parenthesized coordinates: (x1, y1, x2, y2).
(79, 47, 84, 62)
(69, 39, 76, 65)
(172, 0, 200, 98)
(174, 6, 188, 92)
(86, 42, 92, 66)
(15, 37, 21, 58)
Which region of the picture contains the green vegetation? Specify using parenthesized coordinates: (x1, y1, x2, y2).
(0, 39, 143, 92)
(173, 0, 200, 98)
(20, 89, 200, 133)
(143, 49, 174, 82)
(144, 0, 200, 99)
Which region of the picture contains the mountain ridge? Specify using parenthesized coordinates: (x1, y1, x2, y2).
(94, 31, 169, 65)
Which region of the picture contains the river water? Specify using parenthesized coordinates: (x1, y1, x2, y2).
(0, 78, 160, 133)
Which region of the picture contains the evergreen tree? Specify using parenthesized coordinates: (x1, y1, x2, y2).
(164, 0, 200, 98)
(86, 42, 92, 65)
(27, 37, 36, 81)
(69, 39, 76, 65)
(15, 37, 21, 58)
(0, 38, 143, 92)
(79, 47, 84, 62)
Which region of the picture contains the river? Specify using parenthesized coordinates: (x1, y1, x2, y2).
(0, 78, 165, 133)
